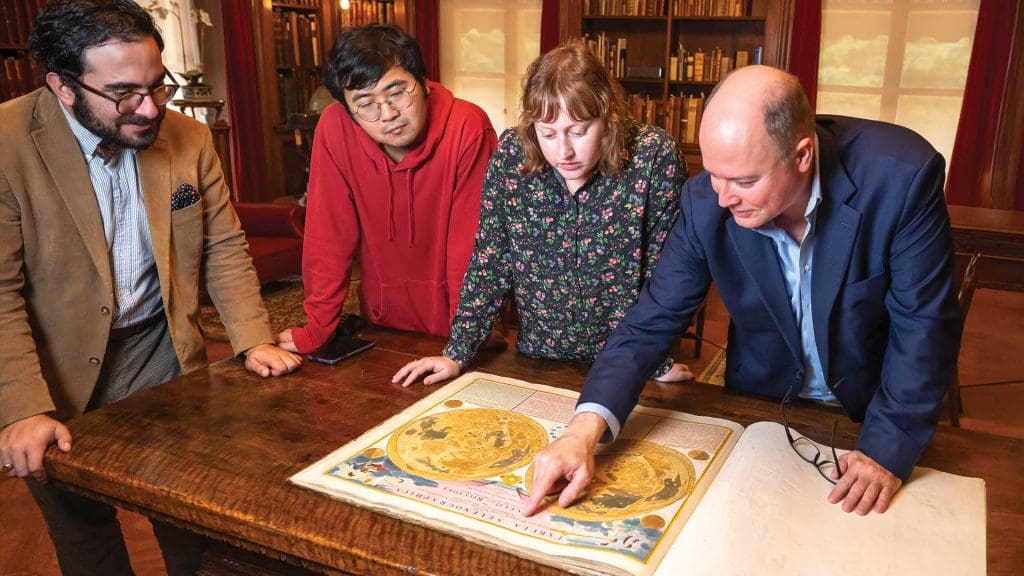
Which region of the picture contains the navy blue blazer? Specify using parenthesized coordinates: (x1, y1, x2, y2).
(581, 116, 961, 480)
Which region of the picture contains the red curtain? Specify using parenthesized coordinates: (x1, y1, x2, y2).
(540, 0, 559, 55)
(415, 0, 440, 81)
(788, 0, 822, 109)
(946, 0, 1016, 207)
(219, 0, 269, 202)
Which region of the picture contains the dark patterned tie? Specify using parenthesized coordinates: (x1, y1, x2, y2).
(94, 139, 122, 165)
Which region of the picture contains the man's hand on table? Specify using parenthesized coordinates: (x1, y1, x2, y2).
(0, 414, 72, 482)
(522, 412, 607, 516)
(829, 449, 903, 515)
(392, 356, 461, 387)
(244, 343, 302, 377)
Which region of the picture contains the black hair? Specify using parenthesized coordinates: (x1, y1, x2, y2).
(28, 0, 164, 82)
(323, 23, 427, 109)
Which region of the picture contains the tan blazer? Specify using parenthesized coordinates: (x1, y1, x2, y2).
(0, 89, 274, 427)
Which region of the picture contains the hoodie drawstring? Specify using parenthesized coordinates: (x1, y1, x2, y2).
(384, 169, 415, 247)
(406, 170, 414, 247)
(385, 170, 396, 241)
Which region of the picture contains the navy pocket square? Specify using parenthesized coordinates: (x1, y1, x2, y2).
(171, 183, 201, 211)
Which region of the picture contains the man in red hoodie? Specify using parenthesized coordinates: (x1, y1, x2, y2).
(277, 24, 497, 354)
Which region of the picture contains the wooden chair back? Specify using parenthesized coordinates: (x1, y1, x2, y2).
(948, 251, 982, 427)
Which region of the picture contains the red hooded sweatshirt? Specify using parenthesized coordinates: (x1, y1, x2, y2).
(291, 82, 496, 353)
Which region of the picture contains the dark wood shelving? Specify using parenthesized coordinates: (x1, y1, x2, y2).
(271, 3, 319, 11)
(562, 0, 793, 173)
(672, 16, 766, 21)
(0, 0, 45, 103)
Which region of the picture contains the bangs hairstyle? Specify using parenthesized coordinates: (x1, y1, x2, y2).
(29, 0, 164, 82)
(323, 23, 427, 109)
(517, 41, 631, 178)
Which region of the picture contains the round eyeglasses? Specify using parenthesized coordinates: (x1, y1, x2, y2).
(66, 68, 180, 115)
(352, 83, 418, 122)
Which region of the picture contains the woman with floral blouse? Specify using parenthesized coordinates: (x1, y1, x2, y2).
(393, 41, 693, 386)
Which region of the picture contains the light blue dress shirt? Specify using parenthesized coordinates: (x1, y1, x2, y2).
(751, 137, 835, 403)
(60, 103, 163, 328)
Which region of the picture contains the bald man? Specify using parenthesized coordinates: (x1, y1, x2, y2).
(524, 65, 960, 517)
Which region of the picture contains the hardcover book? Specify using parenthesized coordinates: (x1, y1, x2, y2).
(291, 372, 985, 576)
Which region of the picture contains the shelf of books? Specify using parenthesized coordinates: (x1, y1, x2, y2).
(340, 0, 398, 28)
(271, 1, 401, 126)
(0, 0, 45, 104)
(273, 4, 325, 126)
(575, 0, 783, 171)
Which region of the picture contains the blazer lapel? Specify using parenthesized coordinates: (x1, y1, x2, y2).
(728, 221, 802, 362)
(811, 127, 860, 381)
(138, 134, 172, 300)
(30, 93, 112, 292)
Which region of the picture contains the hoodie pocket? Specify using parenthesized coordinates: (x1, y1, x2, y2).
(371, 279, 449, 334)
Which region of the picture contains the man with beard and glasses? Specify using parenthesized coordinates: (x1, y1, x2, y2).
(0, 1, 301, 574)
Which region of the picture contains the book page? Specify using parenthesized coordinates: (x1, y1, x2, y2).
(290, 372, 744, 576)
(658, 421, 986, 576)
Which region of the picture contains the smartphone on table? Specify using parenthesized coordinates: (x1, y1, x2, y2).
(308, 336, 375, 365)
(307, 314, 375, 365)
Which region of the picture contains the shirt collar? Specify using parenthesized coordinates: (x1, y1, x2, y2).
(548, 166, 600, 195)
(755, 135, 822, 238)
(806, 135, 823, 218)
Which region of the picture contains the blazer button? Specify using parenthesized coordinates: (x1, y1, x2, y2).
(89, 357, 101, 366)
(100, 306, 110, 316)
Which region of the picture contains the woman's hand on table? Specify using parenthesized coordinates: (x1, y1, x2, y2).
(392, 356, 461, 387)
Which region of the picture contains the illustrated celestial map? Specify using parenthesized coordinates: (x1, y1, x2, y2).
(528, 439, 695, 521)
(387, 408, 549, 481)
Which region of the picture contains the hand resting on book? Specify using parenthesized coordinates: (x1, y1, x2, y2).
(524, 414, 905, 517)
(830, 449, 904, 515)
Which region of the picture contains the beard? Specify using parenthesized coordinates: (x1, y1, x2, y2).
(72, 92, 165, 150)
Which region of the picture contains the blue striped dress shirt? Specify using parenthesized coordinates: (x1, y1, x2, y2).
(60, 103, 163, 328)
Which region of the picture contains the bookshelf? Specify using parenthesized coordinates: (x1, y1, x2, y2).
(0, 0, 45, 104)
(562, 0, 793, 174)
(253, 0, 409, 199)
(253, 1, 336, 199)
(340, 0, 402, 28)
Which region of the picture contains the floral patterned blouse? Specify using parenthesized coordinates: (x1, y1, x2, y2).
(443, 124, 687, 373)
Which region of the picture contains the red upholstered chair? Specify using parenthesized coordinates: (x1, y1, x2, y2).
(234, 202, 305, 285)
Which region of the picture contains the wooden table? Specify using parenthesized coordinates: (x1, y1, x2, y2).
(44, 328, 1024, 575)
(948, 205, 1024, 292)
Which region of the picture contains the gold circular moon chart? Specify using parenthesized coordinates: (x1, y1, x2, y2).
(387, 408, 549, 481)
(527, 439, 695, 521)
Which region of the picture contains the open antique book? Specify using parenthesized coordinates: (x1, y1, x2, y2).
(290, 372, 986, 576)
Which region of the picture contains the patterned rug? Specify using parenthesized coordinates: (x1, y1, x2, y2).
(200, 279, 359, 342)
(699, 350, 727, 386)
